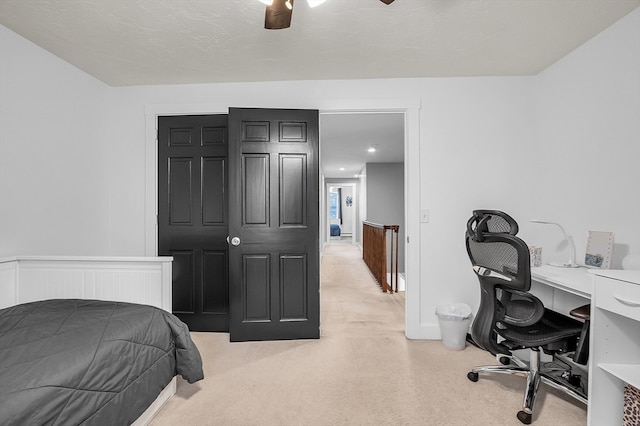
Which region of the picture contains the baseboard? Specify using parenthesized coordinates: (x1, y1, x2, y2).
(387, 272, 406, 292)
(132, 377, 177, 426)
(405, 323, 441, 340)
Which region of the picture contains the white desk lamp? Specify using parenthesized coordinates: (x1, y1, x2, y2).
(530, 220, 580, 268)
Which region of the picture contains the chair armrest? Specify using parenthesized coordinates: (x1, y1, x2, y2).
(497, 288, 545, 327)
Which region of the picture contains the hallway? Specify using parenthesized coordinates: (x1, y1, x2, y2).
(320, 243, 405, 337)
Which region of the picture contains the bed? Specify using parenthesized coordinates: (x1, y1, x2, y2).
(0, 256, 203, 426)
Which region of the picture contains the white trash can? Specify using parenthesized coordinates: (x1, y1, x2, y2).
(436, 303, 472, 350)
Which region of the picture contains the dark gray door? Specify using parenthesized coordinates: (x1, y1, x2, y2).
(158, 115, 229, 332)
(227, 108, 320, 341)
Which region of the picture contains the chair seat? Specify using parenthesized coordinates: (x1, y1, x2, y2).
(570, 304, 590, 321)
(499, 309, 583, 348)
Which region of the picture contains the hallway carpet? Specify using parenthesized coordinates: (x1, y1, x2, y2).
(150, 244, 587, 426)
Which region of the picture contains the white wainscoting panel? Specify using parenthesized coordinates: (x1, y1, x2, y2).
(0, 261, 17, 307)
(0, 256, 173, 311)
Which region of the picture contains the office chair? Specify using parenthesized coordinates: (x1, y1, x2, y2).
(465, 210, 587, 424)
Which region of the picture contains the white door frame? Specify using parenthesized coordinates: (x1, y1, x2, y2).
(144, 98, 422, 339)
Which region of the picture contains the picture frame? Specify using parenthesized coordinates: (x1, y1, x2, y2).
(585, 231, 614, 269)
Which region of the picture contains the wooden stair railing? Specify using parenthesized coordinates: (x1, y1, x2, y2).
(362, 221, 400, 293)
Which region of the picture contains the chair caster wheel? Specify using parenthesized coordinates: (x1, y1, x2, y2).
(499, 356, 511, 365)
(467, 371, 479, 382)
(517, 410, 532, 424)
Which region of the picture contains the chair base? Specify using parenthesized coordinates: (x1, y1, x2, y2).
(468, 350, 588, 424)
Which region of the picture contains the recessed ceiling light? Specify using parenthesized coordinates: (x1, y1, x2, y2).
(367, 145, 378, 153)
(340, 167, 345, 171)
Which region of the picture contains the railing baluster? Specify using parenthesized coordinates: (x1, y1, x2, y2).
(362, 221, 399, 293)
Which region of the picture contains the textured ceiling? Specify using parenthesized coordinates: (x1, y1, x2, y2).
(1, 0, 637, 178)
(0, 0, 638, 87)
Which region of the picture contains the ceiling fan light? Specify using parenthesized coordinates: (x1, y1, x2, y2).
(307, 0, 327, 7)
(258, 0, 274, 5)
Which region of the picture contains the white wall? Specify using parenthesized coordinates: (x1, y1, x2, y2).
(526, 8, 640, 269)
(418, 9, 639, 336)
(359, 164, 368, 240)
(1, 8, 638, 339)
(0, 26, 112, 256)
(417, 76, 536, 334)
(123, 78, 534, 340)
(339, 186, 354, 235)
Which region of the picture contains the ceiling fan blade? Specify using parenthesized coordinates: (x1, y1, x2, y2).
(265, 0, 294, 30)
(379, 0, 395, 4)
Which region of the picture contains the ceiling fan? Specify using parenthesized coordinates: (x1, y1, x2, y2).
(260, 0, 395, 30)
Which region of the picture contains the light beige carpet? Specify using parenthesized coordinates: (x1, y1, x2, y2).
(150, 244, 587, 426)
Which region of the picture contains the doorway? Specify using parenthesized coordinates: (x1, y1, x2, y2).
(326, 182, 357, 246)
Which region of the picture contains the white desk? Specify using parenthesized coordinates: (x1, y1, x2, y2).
(587, 269, 640, 425)
(530, 265, 640, 425)
(530, 265, 592, 315)
(531, 265, 592, 298)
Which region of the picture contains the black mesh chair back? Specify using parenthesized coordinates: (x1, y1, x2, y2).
(466, 210, 540, 355)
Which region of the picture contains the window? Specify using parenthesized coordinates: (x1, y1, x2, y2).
(329, 191, 340, 221)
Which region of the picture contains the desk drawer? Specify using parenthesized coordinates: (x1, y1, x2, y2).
(595, 277, 640, 321)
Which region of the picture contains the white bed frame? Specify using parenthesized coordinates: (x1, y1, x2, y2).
(0, 256, 176, 425)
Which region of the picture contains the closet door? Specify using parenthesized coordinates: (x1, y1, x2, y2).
(158, 114, 229, 331)
(227, 108, 320, 341)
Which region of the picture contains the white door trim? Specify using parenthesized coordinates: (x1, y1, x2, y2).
(144, 98, 423, 338)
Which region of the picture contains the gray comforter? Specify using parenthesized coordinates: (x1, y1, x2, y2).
(0, 299, 204, 425)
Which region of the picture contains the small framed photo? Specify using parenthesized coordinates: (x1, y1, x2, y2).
(529, 246, 542, 267)
(585, 231, 614, 269)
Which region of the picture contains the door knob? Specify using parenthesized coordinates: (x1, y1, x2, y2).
(229, 236, 241, 246)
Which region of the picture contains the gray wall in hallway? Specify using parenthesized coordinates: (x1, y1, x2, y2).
(366, 163, 405, 274)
